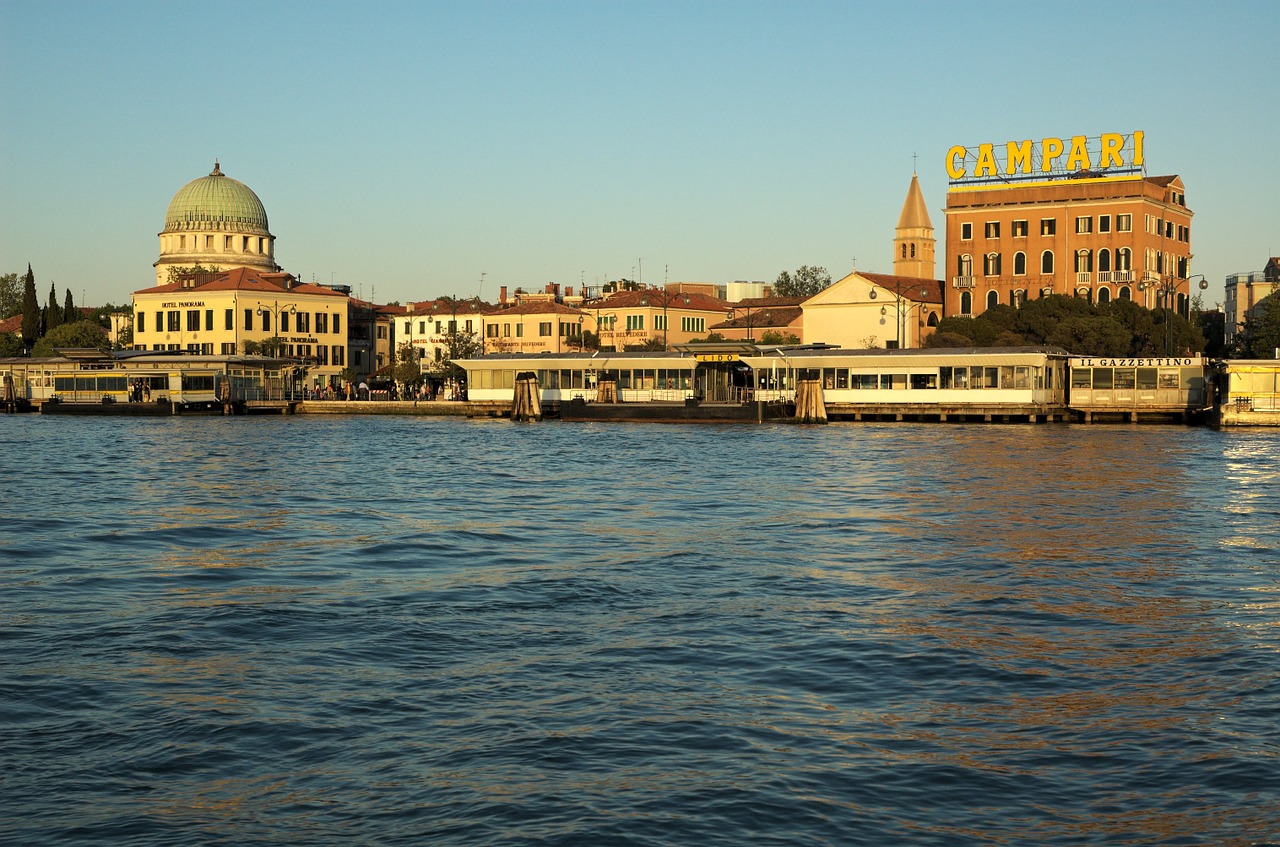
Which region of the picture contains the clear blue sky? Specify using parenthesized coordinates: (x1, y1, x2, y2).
(2, 0, 1276, 307)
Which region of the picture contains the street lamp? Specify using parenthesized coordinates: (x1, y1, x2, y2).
(255, 300, 296, 357)
(646, 291, 691, 350)
(726, 303, 756, 342)
(888, 284, 931, 349)
(1138, 273, 1183, 355)
(601, 313, 618, 351)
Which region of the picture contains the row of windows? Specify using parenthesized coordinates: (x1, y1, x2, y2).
(138, 341, 347, 364)
(166, 234, 270, 254)
(960, 214, 1135, 240)
(137, 309, 341, 335)
(959, 248, 1135, 277)
(409, 319, 475, 336)
(1145, 216, 1191, 242)
(811, 365, 1041, 391)
(959, 286, 1138, 314)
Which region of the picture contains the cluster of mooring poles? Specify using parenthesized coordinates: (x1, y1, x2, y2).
(511, 372, 542, 422)
(793, 370, 827, 424)
(2, 373, 17, 413)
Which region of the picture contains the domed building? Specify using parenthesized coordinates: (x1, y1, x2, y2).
(154, 162, 279, 286)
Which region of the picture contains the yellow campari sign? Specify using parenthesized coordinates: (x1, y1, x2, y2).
(946, 132, 1144, 183)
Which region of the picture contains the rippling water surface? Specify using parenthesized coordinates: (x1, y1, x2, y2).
(2, 416, 1278, 846)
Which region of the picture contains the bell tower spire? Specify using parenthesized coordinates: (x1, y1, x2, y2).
(894, 172, 936, 279)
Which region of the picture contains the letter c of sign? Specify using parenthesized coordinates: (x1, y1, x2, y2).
(945, 146, 967, 180)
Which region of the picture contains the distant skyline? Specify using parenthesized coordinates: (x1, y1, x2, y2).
(3, 0, 1277, 307)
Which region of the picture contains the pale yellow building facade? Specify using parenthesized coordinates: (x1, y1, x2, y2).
(132, 268, 350, 386)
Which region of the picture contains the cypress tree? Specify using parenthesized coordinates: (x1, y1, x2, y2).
(46, 281, 63, 331)
(64, 288, 76, 324)
(20, 265, 39, 351)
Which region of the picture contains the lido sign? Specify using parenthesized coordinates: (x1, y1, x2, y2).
(946, 131, 1144, 184)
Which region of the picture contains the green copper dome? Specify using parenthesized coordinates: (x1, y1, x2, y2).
(163, 162, 270, 234)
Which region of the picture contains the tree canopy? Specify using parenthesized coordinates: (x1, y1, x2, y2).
(20, 265, 39, 349)
(1236, 291, 1280, 358)
(0, 273, 20, 319)
(925, 295, 1206, 357)
(773, 266, 832, 299)
(391, 343, 423, 387)
(30, 320, 110, 357)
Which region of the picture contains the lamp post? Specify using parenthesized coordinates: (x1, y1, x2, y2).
(1138, 273, 1182, 356)
(602, 313, 618, 351)
(888, 284, 931, 349)
(577, 314, 585, 352)
(255, 300, 296, 357)
(726, 303, 756, 343)
(647, 290, 691, 350)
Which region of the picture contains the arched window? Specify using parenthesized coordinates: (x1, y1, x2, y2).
(901, 244, 907, 259)
(1097, 287, 1111, 304)
(1098, 249, 1112, 273)
(1041, 250, 1054, 274)
(961, 291, 972, 314)
(926, 312, 939, 327)
(1012, 289, 1025, 307)
(984, 252, 1002, 276)
(910, 243, 916, 258)
(987, 290, 1000, 310)
(958, 254, 973, 276)
(1074, 249, 1093, 273)
(1014, 252, 1026, 275)
(1117, 248, 1132, 272)
(1119, 286, 1132, 301)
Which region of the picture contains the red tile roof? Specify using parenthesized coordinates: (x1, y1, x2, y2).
(484, 300, 587, 317)
(588, 288, 728, 311)
(133, 267, 347, 298)
(714, 306, 803, 330)
(858, 272, 945, 305)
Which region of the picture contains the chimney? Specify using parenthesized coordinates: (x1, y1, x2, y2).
(500, 285, 508, 305)
(566, 286, 574, 297)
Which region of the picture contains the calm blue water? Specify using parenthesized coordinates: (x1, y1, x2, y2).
(2, 416, 1278, 846)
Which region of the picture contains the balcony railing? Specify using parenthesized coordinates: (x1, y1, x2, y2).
(952, 276, 975, 289)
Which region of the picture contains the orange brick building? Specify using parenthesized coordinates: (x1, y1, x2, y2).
(943, 134, 1194, 320)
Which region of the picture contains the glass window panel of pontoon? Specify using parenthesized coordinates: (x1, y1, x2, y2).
(1092, 369, 1114, 390)
(1114, 368, 1136, 389)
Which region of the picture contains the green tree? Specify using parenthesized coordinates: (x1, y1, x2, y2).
(1240, 292, 1280, 358)
(0, 332, 22, 357)
(759, 330, 801, 345)
(20, 265, 39, 350)
(63, 289, 76, 324)
(0, 272, 20, 318)
(166, 264, 221, 284)
(30, 320, 109, 357)
(391, 342, 423, 392)
(773, 265, 832, 299)
(45, 281, 63, 332)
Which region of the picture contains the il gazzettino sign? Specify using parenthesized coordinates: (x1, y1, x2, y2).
(946, 131, 1145, 187)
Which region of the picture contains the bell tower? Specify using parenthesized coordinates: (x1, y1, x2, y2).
(894, 173, 936, 279)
